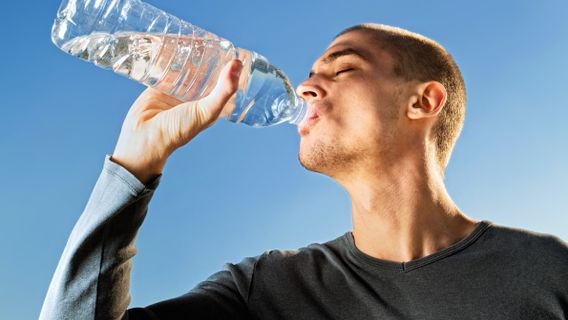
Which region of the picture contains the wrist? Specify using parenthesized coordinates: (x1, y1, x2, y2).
(109, 155, 164, 186)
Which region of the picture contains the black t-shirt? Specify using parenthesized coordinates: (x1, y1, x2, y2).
(132, 221, 568, 319)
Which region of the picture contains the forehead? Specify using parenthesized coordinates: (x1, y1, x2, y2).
(328, 29, 378, 51)
(313, 30, 393, 70)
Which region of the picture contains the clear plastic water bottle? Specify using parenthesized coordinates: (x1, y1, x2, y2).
(51, 0, 307, 127)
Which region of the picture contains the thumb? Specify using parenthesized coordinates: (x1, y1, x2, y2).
(200, 59, 243, 121)
(159, 59, 243, 149)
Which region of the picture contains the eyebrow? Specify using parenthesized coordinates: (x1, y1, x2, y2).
(308, 48, 369, 78)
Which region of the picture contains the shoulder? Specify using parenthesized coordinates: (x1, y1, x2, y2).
(487, 223, 567, 248)
(254, 233, 349, 272)
(484, 223, 568, 267)
(221, 233, 348, 276)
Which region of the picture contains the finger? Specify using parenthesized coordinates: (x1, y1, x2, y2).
(199, 59, 243, 120)
(158, 59, 243, 147)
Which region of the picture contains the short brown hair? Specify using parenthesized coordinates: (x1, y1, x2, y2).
(337, 24, 466, 172)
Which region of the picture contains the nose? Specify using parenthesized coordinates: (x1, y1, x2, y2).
(296, 78, 326, 102)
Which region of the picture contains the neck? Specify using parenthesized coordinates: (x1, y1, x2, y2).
(337, 155, 477, 263)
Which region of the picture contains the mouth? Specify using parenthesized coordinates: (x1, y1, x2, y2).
(297, 107, 320, 135)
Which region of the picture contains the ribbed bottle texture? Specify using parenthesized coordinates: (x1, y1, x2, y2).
(52, 0, 307, 127)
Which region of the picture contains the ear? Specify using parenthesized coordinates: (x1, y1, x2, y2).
(407, 81, 447, 120)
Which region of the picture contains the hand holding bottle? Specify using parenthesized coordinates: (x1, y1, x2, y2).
(111, 59, 243, 185)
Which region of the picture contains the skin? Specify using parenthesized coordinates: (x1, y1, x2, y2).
(296, 29, 478, 262)
(111, 59, 243, 185)
(112, 29, 478, 264)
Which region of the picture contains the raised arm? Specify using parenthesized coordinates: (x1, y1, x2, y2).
(40, 60, 247, 320)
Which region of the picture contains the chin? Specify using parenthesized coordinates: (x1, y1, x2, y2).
(298, 152, 323, 174)
(298, 141, 319, 172)
(298, 135, 362, 178)
(298, 139, 335, 175)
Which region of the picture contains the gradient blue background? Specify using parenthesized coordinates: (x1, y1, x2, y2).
(1, 0, 566, 318)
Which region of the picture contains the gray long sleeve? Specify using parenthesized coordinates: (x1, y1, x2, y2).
(39, 155, 161, 320)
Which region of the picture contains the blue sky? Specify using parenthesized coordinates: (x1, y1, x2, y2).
(0, 0, 567, 318)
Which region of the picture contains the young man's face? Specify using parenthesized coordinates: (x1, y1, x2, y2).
(297, 30, 406, 177)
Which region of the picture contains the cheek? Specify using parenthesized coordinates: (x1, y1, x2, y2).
(338, 89, 380, 127)
(342, 102, 395, 149)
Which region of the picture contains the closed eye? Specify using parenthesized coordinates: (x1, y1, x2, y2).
(335, 68, 354, 76)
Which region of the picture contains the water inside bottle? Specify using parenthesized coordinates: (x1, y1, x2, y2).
(61, 32, 302, 127)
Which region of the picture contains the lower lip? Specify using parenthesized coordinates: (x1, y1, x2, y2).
(298, 116, 319, 135)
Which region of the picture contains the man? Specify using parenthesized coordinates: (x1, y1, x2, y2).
(40, 24, 568, 319)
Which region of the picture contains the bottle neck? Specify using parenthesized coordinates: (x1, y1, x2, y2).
(289, 97, 308, 125)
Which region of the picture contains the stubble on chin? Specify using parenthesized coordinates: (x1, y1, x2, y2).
(298, 138, 358, 175)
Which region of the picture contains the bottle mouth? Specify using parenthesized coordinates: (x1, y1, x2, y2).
(290, 97, 308, 125)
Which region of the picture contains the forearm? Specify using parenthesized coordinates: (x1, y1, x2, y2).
(40, 155, 161, 320)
